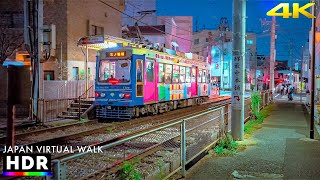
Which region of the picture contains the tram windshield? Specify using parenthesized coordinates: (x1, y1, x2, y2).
(98, 59, 131, 84)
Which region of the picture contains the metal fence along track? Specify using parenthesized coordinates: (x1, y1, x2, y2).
(50, 91, 271, 180)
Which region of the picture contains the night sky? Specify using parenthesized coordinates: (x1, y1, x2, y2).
(157, 0, 311, 65)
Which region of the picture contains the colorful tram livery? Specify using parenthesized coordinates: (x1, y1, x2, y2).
(95, 47, 211, 119)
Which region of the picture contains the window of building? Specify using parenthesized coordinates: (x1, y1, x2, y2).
(186, 67, 191, 83)
(44, 71, 54, 80)
(180, 66, 186, 83)
(194, 38, 199, 45)
(158, 63, 165, 83)
(72, 67, 79, 80)
(246, 40, 253, 45)
(206, 38, 209, 42)
(91, 25, 104, 36)
(165, 64, 172, 84)
(224, 62, 228, 70)
(172, 65, 180, 83)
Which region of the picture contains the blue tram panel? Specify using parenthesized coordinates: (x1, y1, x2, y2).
(94, 48, 142, 119)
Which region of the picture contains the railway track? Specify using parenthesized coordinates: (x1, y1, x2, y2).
(51, 97, 251, 179)
(1, 97, 230, 148)
(51, 100, 240, 179)
(1, 96, 255, 180)
(0, 96, 234, 179)
(83, 106, 225, 179)
(54, 97, 234, 159)
(0, 120, 101, 147)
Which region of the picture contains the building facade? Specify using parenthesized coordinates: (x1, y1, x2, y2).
(43, 0, 125, 81)
(192, 29, 257, 90)
(122, 0, 192, 53)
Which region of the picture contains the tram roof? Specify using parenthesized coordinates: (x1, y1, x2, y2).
(77, 35, 132, 50)
(77, 35, 209, 66)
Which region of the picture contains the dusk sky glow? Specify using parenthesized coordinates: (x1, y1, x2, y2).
(157, 0, 311, 62)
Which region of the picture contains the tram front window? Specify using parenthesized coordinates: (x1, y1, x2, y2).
(99, 60, 131, 83)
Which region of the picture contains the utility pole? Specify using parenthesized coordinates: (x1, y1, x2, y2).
(300, 46, 303, 103)
(220, 32, 225, 91)
(38, 0, 43, 100)
(195, 17, 199, 32)
(231, 0, 246, 140)
(289, 40, 293, 85)
(60, 42, 63, 80)
(270, 16, 276, 94)
(254, 52, 258, 91)
(85, 44, 89, 98)
(24, 0, 43, 122)
(310, 0, 316, 139)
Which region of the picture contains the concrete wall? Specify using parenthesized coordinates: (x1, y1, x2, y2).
(158, 16, 193, 53)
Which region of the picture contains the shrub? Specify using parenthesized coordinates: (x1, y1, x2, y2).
(214, 133, 238, 155)
(251, 92, 262, 118)
(119, 161, 142, 180)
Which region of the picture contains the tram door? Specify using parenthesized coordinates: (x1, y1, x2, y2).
(144, 59, 156, 102)
(191, 66, 198, 97)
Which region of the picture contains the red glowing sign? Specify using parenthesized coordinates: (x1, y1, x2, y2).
(108, 79, 120, 85)
(107, 51, 126, 57)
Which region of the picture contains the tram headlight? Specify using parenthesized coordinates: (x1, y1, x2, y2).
(119, 93, 125, 98)
(101, 92, 106, 98)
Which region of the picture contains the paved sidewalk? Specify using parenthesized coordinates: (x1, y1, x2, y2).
(186, 101, 320, 179)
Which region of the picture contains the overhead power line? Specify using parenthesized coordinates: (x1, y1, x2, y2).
(126, 2, 194, 35)
(97, 0, 192, 42)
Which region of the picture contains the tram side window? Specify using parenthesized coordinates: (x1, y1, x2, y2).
(180, 66, 186, 83)
(202, 71, 206, 83)
(136, 60, 143, 83)
(172, 65, 180, 83)
(146, 60, 154, 82)
(207, 70, 211, 83)
(191, 68, 196, 83)
(165, 64, 172, 84)
(198, 70, 203, 83)
(158, 63, 164, 83)
(186, 67, 191, 83)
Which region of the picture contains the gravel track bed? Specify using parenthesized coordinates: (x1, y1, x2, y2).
(0, 97, 237, 179)
(0, 98, 236, 177)
(62, 110, 224, 179)
(14, 123, 108, 146)
(8, 97, 231, 148)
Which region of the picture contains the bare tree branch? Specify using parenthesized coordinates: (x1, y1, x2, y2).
(0, 27, 24, 64)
